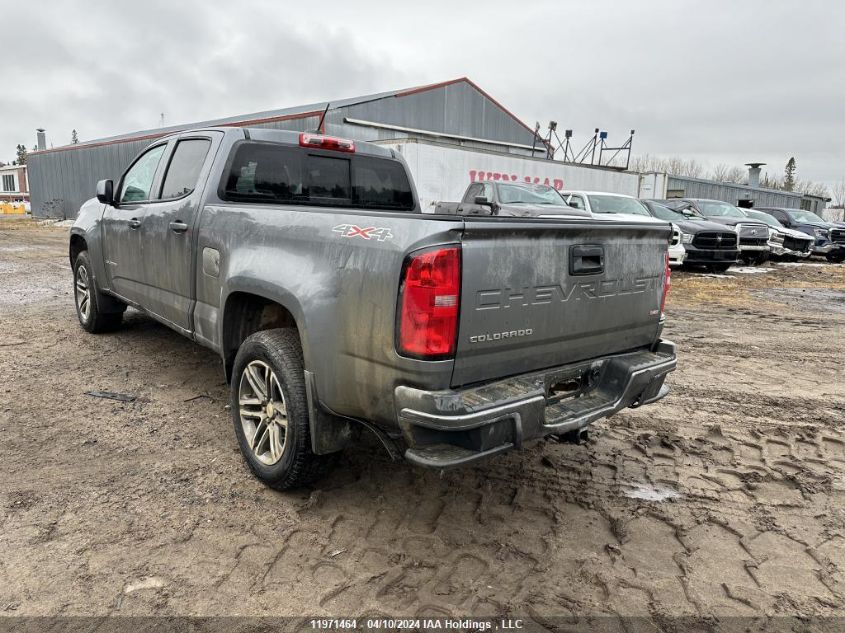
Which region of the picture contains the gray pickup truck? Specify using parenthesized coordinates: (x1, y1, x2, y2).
(433, 180, 590, 217)
(70, 127, 677, 489)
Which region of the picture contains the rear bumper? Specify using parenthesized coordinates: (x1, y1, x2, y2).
(395, 340, 677, 468)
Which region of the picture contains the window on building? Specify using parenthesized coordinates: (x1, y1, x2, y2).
(159, 139, 212, 200)
(2, 174, 14, 191)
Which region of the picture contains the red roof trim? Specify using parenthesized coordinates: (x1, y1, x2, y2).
(30, 109, 326, 155)
(395, 76, 538, 138)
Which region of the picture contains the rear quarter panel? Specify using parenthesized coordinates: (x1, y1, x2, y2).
(195, 205, 465, 425)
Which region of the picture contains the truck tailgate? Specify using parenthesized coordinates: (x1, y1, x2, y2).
(452, 218, 670, 387)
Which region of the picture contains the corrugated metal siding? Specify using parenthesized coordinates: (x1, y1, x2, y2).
(29, 81, 539, 218)
(337, 81, 533, 147)
(666, 176, 803, 209)
(29, 139, 152, 218)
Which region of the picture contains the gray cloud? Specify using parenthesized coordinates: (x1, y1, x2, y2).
(4, 0, 844, 187)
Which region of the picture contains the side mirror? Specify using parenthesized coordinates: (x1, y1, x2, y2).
(474, 195, 492, 206)
(96, 179, 115, 205)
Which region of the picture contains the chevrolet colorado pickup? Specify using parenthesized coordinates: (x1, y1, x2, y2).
(69, 127, 676, 489)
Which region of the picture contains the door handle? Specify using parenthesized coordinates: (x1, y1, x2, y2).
(128, 218, 141, 229)
(569, 244, 604, 276)
(169, 221, 189, 234)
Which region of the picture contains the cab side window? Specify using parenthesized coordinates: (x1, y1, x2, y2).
(119, 145, 166, 203)
(160, 139, 212, 200)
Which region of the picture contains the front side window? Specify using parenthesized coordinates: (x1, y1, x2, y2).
(120, 145, 166, 203)
(221, 142, 414, 211)
(160, 139, 212, 199)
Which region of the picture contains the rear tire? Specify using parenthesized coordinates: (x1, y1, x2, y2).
(826, 253, 845, 263)
(231, 328, 335, 490)
(73, 250, 124, 333)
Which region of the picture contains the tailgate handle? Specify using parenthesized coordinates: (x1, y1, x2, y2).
(570, 245, 604, 276)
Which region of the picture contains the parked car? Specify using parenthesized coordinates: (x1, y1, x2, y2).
(658, 199, 771, 265)
(434, 181, 589, 218)
(754, 207, 845, 263)
(69, 127, 677, 489)
(742, 209, 813, 260)
(641, 200, 739, 272)
(559, 191, 685, 265)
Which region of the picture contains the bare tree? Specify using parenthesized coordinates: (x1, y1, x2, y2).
(830, 179, 845, 208)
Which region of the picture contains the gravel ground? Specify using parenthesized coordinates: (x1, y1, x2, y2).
(1, 223, 844, 628)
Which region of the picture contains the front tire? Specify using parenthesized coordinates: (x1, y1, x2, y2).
(231, 328, 334, 490)
(826, 253, 845, 263)
(73, 251, 124, 333)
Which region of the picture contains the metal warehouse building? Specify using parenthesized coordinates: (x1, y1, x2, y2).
(639, 168, 828, 214)
(28, 77, 556, 218)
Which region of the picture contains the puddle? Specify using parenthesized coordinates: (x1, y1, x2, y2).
(623, 483, 682, 502)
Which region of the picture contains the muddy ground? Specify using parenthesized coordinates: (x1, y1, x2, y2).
(1, 221, 844, 628)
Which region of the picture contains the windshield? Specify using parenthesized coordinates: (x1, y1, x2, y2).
(788, 210, 826, 223)
(696, 201, 746, 218)
(747, 212, 784, 229)
(587, 195, 650, 216)
(496, 183, 566, 205)
(648, 203, 690, 222)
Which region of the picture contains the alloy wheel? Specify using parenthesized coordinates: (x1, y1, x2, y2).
(75, 265, 91, 322)
(238, 360, 289, 465)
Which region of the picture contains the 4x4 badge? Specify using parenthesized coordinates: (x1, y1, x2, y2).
(332, 224, 394, 241)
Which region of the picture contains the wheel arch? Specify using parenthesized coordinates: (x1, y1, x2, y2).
(220, 287, 307, 383)
(69, 231, 87, 267)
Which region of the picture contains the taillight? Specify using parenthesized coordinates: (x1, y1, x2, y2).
(398, 246, 461, 358)
(660, 251, 671, 314)
(299, 133, 355, 153)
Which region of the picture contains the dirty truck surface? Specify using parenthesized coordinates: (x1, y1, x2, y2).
(2, 224, 845, 625)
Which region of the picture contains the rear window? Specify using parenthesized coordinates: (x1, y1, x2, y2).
(221, 142, 414, 211)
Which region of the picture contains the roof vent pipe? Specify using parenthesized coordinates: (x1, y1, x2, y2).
(745, 162, 765, 188)
(36, 128, 46, 151)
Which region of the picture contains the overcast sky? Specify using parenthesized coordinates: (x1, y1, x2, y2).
(4, 0, 844, 187)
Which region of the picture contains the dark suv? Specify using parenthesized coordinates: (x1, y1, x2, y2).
(755, 207, 845, 263)
(658, 198, 771, 264)
(641, 200, 739, 271)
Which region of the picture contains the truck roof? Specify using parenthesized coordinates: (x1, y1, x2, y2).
(157, 126, 396, 159)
